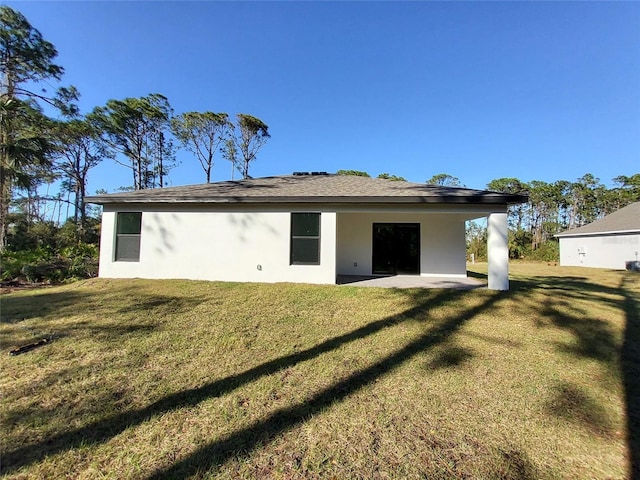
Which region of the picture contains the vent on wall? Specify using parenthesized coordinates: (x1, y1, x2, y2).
(293, 171, 329, 176)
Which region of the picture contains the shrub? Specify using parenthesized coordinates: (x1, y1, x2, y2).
(21, 257, 69, 283)
(1, 248, 53, 281)
(61, 243, 99, 279)
(1, 243, 98, 283)
(528, 240, 560, 262)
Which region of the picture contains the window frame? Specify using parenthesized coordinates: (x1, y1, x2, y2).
(290, 212, 321, 265)
(114, 212, 142, 262)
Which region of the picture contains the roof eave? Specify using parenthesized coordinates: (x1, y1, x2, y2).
(85, 194, 527, 206)
(555, 229, 640, 238)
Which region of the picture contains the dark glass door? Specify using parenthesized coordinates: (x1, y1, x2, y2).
(372, 223, 420, 275)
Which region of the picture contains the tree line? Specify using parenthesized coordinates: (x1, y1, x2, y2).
(1, 6, 270, 254)
(462, 173, 639, 261)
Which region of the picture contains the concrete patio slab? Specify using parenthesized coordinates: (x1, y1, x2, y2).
(336, 275, 485, 289)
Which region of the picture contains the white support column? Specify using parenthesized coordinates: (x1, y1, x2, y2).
(321, 211, 337, 284)
(487, 212, 509, 290)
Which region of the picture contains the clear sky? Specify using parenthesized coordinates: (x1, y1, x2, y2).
(7, 1, 640, 193)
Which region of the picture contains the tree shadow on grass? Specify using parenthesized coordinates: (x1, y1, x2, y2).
(1, 286, 207, 348)
(143, 292, 504, 479)
(428, 345, 474, 370)
(545, 381, 615, 437)
(0, 282, 206, 324)
(1, 289, 90, 323)
(510, 275, 621, 365)
(621, 275, 640, 479)
(5, 270, 633, 478)
(1, 288, 503, 475)
(511, 275, 627, 305)
(511, 271, 638, 478)
(539, 299, 617, 363)
(493, 448, 544, 480)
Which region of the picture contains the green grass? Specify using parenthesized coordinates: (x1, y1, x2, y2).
(1, 263, 638, 479)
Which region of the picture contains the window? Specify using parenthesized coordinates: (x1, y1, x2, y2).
(115, 212, 142, 261)
(290, 213, 320, 265)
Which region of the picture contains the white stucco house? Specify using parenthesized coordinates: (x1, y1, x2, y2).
(85, 173, 528, 290)
(556, 201, 640, 270)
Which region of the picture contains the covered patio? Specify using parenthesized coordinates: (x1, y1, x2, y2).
(336, 274, 485, 289)
(335, 208, 510, 290)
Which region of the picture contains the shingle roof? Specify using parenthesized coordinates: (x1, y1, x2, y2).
(85, 174, 528, 205)
(555, 202, 640, 237)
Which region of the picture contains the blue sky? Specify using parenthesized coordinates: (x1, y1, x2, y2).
(8, 1, 640, 193)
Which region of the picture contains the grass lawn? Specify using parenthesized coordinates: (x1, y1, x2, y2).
(1, 263, 638, 479)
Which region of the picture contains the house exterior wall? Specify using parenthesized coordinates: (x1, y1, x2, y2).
(98, 206, 337, 284)
(336, 212, 467, 277)
(559, 233, 640, 269)
(97, 203, 501, 285)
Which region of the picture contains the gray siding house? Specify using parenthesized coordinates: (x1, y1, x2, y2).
(556, 202, 640, 270)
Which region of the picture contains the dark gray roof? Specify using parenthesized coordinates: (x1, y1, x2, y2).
(85, 174, 528, 205)
(556, 202, 640, 237)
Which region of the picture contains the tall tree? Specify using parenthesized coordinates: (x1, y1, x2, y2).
(606, 174, 640, 212)
(566, 173, 603, 229)
(377, 173, 406, 181)
(223, 114, 270, 180)
(0, 6, 77, 107)
(487, 178, 529, 231)
(0, 5, 76, 249)
(52, 117, 107, 237)
(466, 219, 487, 261)
(528, 180, 569, 249)
(1, 100, 51, 211)
(221, 137, 238, 180)
(90, 94, 174, 190)
(171, 111, 231, 183)
(336, 169, 370, 177)
(486, 177, 531, 257)
(426, 173, 464, 187)
(149, 130, 176, 189)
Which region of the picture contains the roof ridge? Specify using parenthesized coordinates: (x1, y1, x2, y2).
(85, 174, 529, 205)
(556, 201, 640, 236)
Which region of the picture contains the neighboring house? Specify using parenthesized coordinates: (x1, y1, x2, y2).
(85, 173, 528, 290)
(555, 202, 640, 270)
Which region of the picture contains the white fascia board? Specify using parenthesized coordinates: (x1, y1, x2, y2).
(555, 229, 640, 238)
(102, 202, 505, 217)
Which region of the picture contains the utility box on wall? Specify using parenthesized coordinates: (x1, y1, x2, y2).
(626, 260, 640, 272)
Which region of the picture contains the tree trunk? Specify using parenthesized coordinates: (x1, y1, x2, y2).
(1, 70, 15, 251)
(0, 104, 11, 252)
(157, 133, 164, 188)
(78, 180, 86, 240)
(0, 159, 9, 252)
